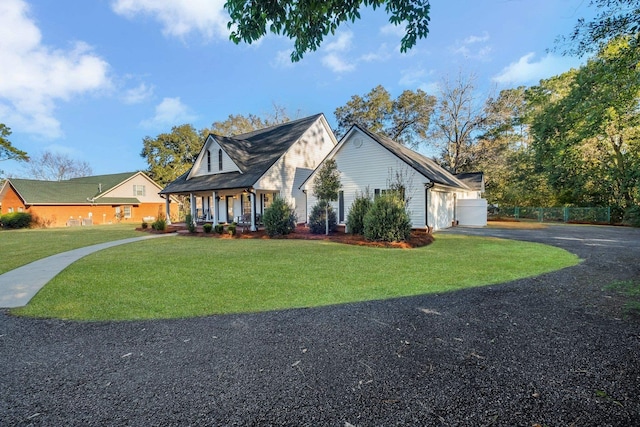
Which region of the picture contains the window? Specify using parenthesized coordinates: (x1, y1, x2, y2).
(8, 207, 14, 213)
(133, 185, 146, 197)
(374, 189, 380, 198)
(338, 191, 344, 223)
(17, 207, 24, 212)
(207, 150, 211, 172)
(218, 149, 223, 171)
(242, 194, 252, 216)
(123, 206, 132, 219)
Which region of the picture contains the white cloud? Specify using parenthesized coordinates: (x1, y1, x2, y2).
(122, 82, 154, 104)
(493, 53, 578, 85)
(111, 0, 229, 40)
(140, 97, 197, 129)
(398, 67, 439, 93)
(271, 50, 296, 69)
(321, 32, 355, 73)
(360, 43, 392, 63)
(451, 31, 492, 61)
(0, 0, 111, 138)
(380, 24, 405, 38)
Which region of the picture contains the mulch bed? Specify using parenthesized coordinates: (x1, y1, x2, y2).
(144, 225, 434, 248)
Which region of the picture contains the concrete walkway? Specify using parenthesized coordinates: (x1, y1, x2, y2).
(0, 233, 176, 308)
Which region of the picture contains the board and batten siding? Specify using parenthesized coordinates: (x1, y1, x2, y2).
(304, 130, 428, 229)
(255, 118, 335, 221)
(191, 138, 241, 177)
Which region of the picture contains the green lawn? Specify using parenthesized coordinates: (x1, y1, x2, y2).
(0, 224, 143, 274)
(12, 233, 580, 321)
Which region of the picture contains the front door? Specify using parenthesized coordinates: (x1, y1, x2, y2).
(226, 196, 234, 223)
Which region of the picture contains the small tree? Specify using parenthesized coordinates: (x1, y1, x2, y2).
(312, 159, 341, 235)
(363, 193, 412, 242)
(263, 195, 297, 237)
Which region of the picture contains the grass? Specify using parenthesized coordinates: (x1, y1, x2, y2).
(12, 233, 580, 321)
(605, 280, 640, 316)
(0, 224, 143, 274)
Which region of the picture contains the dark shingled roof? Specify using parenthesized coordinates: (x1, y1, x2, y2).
(455, 172, 484, 192)
(354, 126, 470, 190)
(4, 172, 141, 205)
(160, 114, 324, 194)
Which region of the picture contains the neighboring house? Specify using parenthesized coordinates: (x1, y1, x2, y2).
(159, 114, 338, 230)
(0, 171, 177, 227)
(301, 125, 487, 231)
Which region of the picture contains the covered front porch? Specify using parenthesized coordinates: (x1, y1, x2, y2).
(164, 187, 279, 232)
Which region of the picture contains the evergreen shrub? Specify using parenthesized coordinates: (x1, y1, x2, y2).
(0, 212, 32, 229)
(263, 196, 297, 237)
(363, 194, 412, 242)
(308, 202, 337, 234)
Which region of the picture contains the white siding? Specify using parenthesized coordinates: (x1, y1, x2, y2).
(255, 118, 335, 221)
(304, 130, 429, 229)
(102, 173, 165, 203)
(191, 137, 241, 177)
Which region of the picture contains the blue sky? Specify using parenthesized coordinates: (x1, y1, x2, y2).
(1, 0, 596, 177)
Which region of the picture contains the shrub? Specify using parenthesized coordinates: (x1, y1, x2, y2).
(227, 223, 237, 236)
(202, 223, 213, 233)
(152, 217, 167, 231)
(141, 221, 149, 229)
(347, 191, 372, 235)
(308, 202, 337, 234)
(363, 194, 412, 242)
(214, 224, 224, 234)
(623, 205, 640, 227)
(263, 195, 297, 237)
(185, 213, 196, 233)
(1, 212, 32, 229)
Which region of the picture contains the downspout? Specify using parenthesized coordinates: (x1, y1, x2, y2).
(302, 189, 307, 225)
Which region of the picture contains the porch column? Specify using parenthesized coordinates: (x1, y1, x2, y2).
(165, 197, 171, 225)
(212, 191, 219, 224)
(189, 193, 196, 225)
(250, 192, 257, 231)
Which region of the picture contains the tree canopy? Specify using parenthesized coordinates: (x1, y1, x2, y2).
(225, 0, 431, 61)
(0, 124, 28, 163)
(334, 85, 436, 147)
(22, 151, 92, 181)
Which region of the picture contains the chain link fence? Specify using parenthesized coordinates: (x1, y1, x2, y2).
(488, 206, 611, 224)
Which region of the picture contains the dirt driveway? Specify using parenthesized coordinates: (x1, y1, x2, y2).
(1, 224, 639, 426)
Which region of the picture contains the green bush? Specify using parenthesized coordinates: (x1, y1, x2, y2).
(263, 195, 297, 237)
(347, 192, 372, 235)
(363, 194, 412, 242)
(1, 212, 32, 229)
(152, 217, 167, 231)
(185, 213, 196, 233)
(141, 221, 149, 229)
(214, 224, 224, 234)
(308, 202, 337, 234)
(227, 223, 237, 236)
(202, 223, 213, 233)
(623, 205, 640, 227)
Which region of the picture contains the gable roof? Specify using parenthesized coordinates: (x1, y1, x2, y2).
(160, 113, 326, 194)
(2, 172, 145, 205)
(301, 125, 469, 190)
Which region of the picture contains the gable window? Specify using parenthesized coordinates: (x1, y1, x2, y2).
(133, 185, 146, 197)
(207, 150, 212, 172)
(218, 149, 223, 171)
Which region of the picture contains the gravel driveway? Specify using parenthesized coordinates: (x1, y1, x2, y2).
(1, 224, 639, 426)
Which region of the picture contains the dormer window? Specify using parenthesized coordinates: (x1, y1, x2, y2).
(207, 150, 211, 172)
(218, 149, 223, 171)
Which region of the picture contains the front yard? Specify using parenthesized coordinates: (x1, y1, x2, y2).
(11, 233, 580, 321)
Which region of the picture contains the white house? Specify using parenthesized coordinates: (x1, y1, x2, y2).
(159, 114, 337, 229)
(301, 125, 487, 231)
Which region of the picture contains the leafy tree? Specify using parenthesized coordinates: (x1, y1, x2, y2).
(225, 0, 431, 61)
(0, 124, 28, 177)
(527, 37, 640, 217)
(334, 85, 436, 147)
(430, 73, 485, 173)
(312, 158, 341, 235)
(210, 104, 294, 136)
(140, 124, 205, 186)
(558, 0, 640, 56)
(22, 151, 92, 181)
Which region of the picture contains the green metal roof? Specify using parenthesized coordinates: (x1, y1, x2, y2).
(6, 172, 142, 205)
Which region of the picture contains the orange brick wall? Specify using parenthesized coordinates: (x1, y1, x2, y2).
(1, 184, 178, 227)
